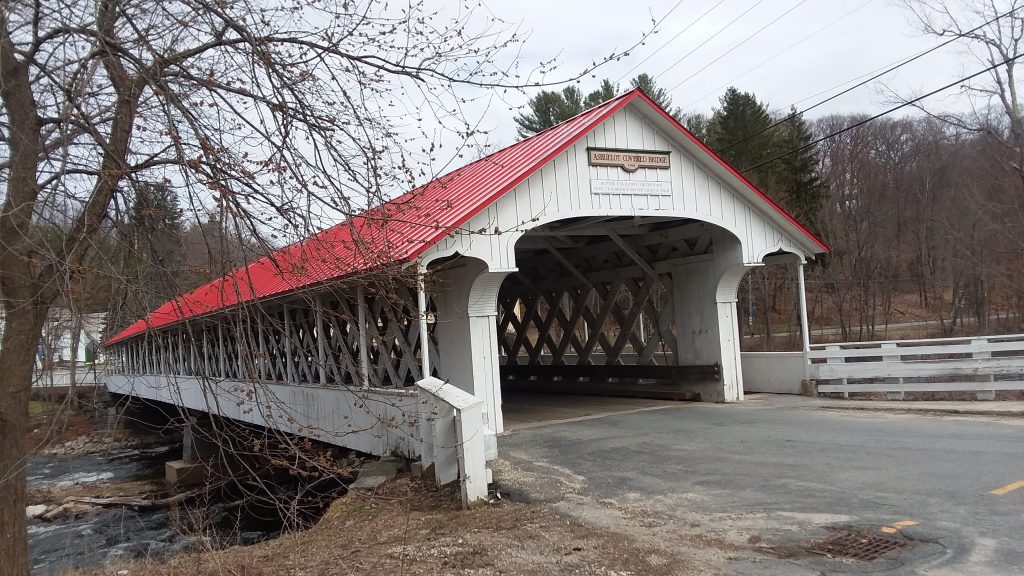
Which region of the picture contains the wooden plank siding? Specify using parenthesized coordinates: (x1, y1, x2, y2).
(422, 103, 806, 271)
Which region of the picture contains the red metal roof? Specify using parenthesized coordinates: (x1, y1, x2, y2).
(106, 88, 827, 344)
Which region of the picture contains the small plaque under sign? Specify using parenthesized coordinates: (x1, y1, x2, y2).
(591, 179, 672, 196)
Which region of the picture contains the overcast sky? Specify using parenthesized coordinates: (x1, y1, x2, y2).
(473, 0, 989, 145)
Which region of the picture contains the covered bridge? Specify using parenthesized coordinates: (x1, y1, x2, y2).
(104, 88, 827, 503)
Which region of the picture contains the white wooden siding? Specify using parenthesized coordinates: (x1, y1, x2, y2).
(424, 102, 806, 270)
(106, 374, 421, 456)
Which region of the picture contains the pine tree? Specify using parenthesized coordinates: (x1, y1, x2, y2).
(774, 107, 828, 234)
(125, 182, 185, 307)
(705, 87, 778, 187)
(514, 86, 586, 138)
(630, 73, 678, 115)
(680, 112, 710, 141)
(585, 79, 618, 108)
(513, 74, 681, 138)
(705, 90, 827, 233)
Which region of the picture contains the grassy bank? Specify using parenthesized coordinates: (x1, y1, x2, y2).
(85, 477, 682, 576)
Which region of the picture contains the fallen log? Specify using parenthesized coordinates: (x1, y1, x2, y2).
(64, 485, 207, 510)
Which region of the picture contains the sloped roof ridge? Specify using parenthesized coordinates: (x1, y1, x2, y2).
(105, 90, 639, 344)
(107, 88, 828, 344)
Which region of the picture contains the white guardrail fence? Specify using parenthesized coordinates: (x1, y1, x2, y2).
(808, 334, 1024, 399)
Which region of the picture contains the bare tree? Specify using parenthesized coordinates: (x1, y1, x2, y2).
(0, 0, 651, 571)
(898, 0, 1024, 179)
(897, 0, 1024, 330)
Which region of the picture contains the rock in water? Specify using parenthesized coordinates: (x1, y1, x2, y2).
(41, 502, 94, 522)
(26, 505, 48, 519)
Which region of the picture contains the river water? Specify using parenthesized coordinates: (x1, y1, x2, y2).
(27, 441, 349, 575)
(26, 446, 277, 575)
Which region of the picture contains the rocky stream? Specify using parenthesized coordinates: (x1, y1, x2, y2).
(26, 430, 349, 575)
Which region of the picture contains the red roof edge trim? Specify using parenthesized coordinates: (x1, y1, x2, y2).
(633, 91, 830, 254)
(406, 90, 640, 262)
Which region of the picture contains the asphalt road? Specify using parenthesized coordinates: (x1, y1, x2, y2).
(496, 395, 1024, 575)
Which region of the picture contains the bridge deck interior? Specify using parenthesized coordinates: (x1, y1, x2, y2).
(501, 391, 688, 431)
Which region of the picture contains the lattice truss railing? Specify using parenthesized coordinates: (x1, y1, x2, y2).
(498, 220, 713, 367)
(108, 283, 440, 389)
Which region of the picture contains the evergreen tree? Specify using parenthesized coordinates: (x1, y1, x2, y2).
(680, 112, 711, 141)
(585, 79, 619, 108)
(514, 86, 586, 138)
(125, 182, 185, 307)
(514, 73, 682, 138)
(630, 73, 682, 118)
(705, 89, 827, 233)
(705, 87, 778, 187)
(131, 182, 183, 229)
(630, 73, 670, 109)
(773, 107, 828, 234)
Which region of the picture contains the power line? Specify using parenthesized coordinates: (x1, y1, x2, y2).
(740, 51, 1024, 174)
(666, 0, 812, 93)
(649, 0, 692, 35)
(721, 5, 1020, 154)
(617, 0, 729, 83)
(656, 0, 769, 80)
(678, 0, 873, 112)
(781, 51, 925, 113)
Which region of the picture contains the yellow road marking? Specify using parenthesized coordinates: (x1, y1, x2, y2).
(891, 520, 919, 528)
(990, 480, 1024, 496)
(881, 520, 919, 534)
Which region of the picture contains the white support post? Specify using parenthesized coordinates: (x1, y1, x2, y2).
(417, 264, 431, 379)
(189, 329, 197, 376)
(357, 285, 370, 389)
(881, 342, 904, 400)
(972, 337, 996, 400)
(178, 331, 186, 375)
(202, 329, 210, 377)
(316, 302, 328, 386)
(257, 313, 266, 380)
(283, 304, 295, 383)
(796, 261, 811, 383)
(716, 300, 744, 402)
(825, 344, 848, 398)
(236, 316, 244, 379)
(153, 336, 160, 375)
(156, 337, 161, 374)
(218, 321, 226, 378)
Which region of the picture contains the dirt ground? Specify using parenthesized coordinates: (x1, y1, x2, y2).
(25, 401, 94, 453)
(85, 476, 696, 576)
